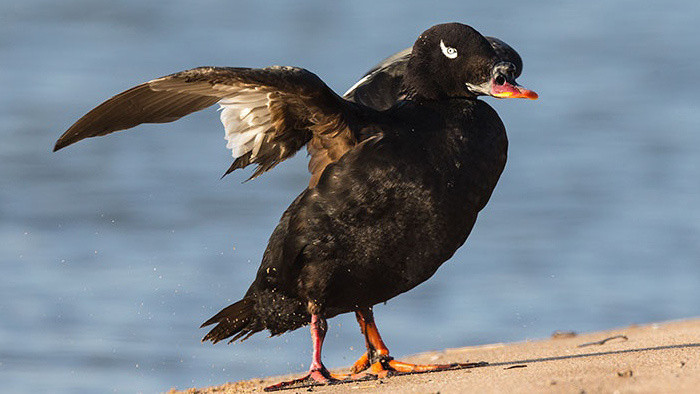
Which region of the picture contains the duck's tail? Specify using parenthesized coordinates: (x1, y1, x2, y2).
(200, 297, 262, 344)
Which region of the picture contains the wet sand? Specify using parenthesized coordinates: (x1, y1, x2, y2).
(171, 318, 699, 393)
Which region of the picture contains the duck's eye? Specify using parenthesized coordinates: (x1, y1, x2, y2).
(440, 40, 458, 59)
(494, 75, 506, 85)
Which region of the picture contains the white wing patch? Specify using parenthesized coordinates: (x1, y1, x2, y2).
(440, 40, 458, 59)
(219, 89, 273, 159)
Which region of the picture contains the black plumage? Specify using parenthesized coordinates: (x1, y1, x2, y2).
(343, 35, 523, 110)
(203, 96, 508, 338)
(55, 22, 537, 389)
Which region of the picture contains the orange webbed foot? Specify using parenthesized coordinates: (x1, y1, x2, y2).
(357, 355, 458, 377)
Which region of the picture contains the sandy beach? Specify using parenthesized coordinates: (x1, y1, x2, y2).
(171, 318, 699, 393)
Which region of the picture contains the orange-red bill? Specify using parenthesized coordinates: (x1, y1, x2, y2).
(491, 83, 538, 100)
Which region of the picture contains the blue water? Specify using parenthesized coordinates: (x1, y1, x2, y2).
(2, 1, 700, 392)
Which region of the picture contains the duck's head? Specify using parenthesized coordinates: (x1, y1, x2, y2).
(405, 23, 537, 101)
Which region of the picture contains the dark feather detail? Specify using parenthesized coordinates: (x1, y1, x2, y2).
(201, 297, 261, 344)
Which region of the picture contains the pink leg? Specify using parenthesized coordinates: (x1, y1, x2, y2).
(264, 314, 338, 391)
(307, 314, 332, 380)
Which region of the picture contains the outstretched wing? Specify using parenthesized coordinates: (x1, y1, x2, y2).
(343, 36, 523, 110)
(55, 66, 363, 185)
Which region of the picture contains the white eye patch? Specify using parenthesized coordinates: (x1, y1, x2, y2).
(440, 40, 458, 59)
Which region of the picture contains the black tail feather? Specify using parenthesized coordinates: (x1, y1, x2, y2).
(201, 298, 261, 344)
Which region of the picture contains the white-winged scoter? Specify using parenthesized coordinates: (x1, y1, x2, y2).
(54, 22, 537, 390)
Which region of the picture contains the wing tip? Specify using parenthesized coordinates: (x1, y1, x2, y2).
(53, 138, 69, 152)
(54, 129, 81, 151)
